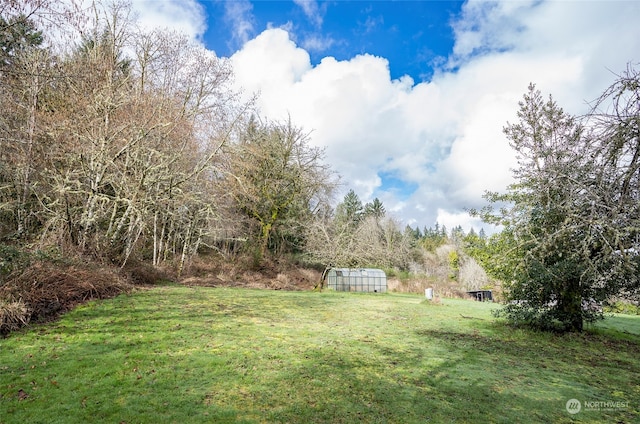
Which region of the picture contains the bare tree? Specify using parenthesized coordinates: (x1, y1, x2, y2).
(305, 210, 414, 271)
(458, 256, 489, 291)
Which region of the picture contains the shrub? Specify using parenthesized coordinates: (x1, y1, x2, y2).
(0, 259, 134, 333)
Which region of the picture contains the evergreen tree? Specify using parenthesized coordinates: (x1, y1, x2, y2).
(335, 189, 363, 228)
(0, 14, 43, 70)
(363, 197, 386, 220)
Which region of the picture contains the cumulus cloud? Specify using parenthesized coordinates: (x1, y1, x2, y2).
(231, 31, 462, 221)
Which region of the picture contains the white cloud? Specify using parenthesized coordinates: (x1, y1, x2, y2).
(293, 0, 324, 28)
(223, 0, 256, 47)
(450, 0, 537, 61)
(231, 31, 459, 222)
(300, 33, 336, 53)
(230, 29, 312, 95)
(362, 15, 384, 34)
(435, 209, 487, 235)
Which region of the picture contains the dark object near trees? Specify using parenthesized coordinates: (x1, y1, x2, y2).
(467, 290, 492, 302)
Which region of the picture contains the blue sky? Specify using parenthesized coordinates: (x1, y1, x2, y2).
(131, 0, 640, 233)
(199, 1, 461, 82)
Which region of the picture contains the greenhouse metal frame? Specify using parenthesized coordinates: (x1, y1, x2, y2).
(325, 268, 387, 293)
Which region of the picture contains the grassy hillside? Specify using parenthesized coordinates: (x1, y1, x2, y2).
(1, 286, 638, 423)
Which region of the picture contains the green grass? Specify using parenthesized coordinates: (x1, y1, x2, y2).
(1, 287, 639, 423)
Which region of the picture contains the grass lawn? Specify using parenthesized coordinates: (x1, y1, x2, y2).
(1, 286, 638, 423)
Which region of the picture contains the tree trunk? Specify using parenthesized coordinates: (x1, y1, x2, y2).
(558, 280, 583, 332)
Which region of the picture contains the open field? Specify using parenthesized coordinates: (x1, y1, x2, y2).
(1, 286, 638, 423)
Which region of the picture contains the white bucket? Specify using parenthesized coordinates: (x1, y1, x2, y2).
(425, 288, 433, 300)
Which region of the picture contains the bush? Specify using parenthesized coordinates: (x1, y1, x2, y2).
(385, 268, 410, 281)
(604, 301, 640, 315)
(0, 259, 134, 334)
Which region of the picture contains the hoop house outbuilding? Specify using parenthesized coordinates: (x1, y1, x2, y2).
(325, 268, 387, 293)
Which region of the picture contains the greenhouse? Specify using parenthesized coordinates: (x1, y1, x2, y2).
(325, 268, 387, 293)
